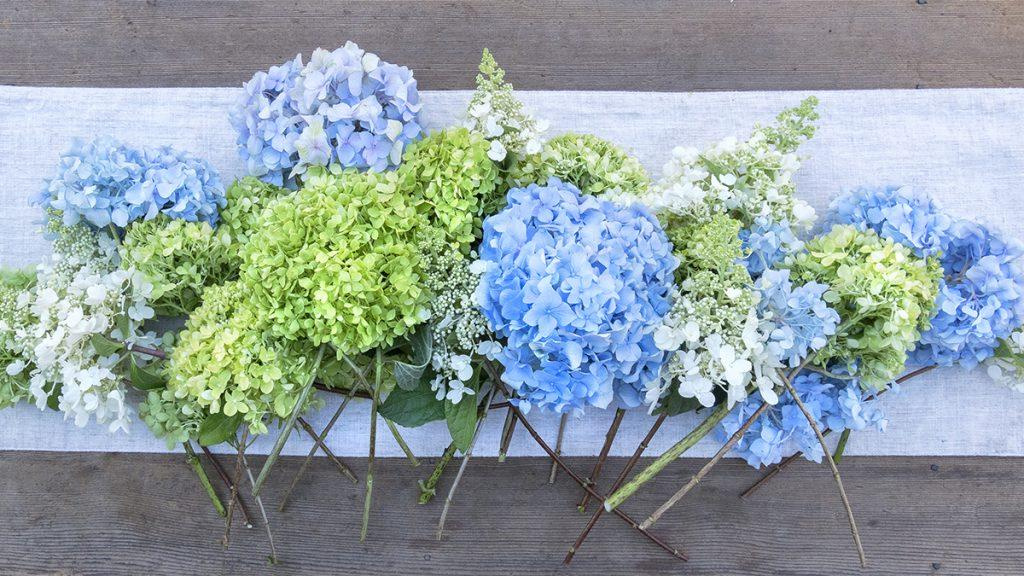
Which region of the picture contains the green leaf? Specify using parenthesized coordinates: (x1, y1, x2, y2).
(45, 382, 62, 412)
(90, 334, 124, 357)
(378, 379, 445, 428)
(656, 394, 702, 417)
(198, 412, 243, 446)
(129, 357, 166, 391)
(445, 396, 477, 452)
(390, 326, 432, 391)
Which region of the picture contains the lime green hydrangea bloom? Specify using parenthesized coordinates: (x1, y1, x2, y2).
(240, 168, 430, 355)
(667, 213, 757, 349)
(509, 133, 649, 196)
(219, 177, 291, 265)
(667, 212, 746, 275)
(120, 217, 233, 315)
(397, 127, 501, 252)
(785, 225, 941, 389)
(0, 269, 36, 409)
(138, 387, 205, 448)
(166, 281, 318, 436)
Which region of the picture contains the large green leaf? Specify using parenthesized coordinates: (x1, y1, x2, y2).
(198, 412, 243, 447)
(445, 396, 478, 452)
(90, 334, 124, 357)
(129, 357, 165, 391)
(390, 327, 432, 391)
(379, 380, 445, 428)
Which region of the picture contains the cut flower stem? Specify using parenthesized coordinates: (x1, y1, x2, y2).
(419, 441, 457, 504)
(360, 348, 384, 542)
(640, 400, 771, 529)
(578, 407, 626, 512)
(604, 402, 733, 512)
(565, 412, 667, 564)
(183, 441, 226, 518)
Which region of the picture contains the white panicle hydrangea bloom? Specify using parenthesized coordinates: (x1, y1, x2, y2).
(421, 235, 499, 405)
(15, 221, 158, 432)
(635, 97, 819, 229)
(465, 49, 546, 163)
(647, 287, 782, 411)
(985, 329, 1024, 393)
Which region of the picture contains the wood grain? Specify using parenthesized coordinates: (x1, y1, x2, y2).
(0, 1, 1022, 90)
(0, 452, 1020, 575)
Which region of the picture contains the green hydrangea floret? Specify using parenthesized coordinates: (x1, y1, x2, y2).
(219, 177, 291, 265)
(398, 127, 501, 252)
(165, 281, 318, 436)
(120, 217, 233, 315)
(785, 225, 941, 388)
(509, 133, 649, 196)
(139, 387, 205, 448)
(240, 168, 430, 354)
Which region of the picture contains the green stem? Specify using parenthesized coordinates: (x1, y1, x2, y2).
(184, 442, 226, 517)
(252, 343, 326, 496)
(832, 429, 852, 465)
(342, 354, 419, 467)
(497, 406, 517, 463)
(419, 441, 458, 504)
(384, 418, 420, 467)
(360, 347, 383, 542)
(604, 402, 732, 512)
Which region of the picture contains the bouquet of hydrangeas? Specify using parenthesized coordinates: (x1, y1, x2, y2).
(4, 41, 1024, 568)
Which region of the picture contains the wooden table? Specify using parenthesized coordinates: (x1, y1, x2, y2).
(1, 2, 1022, 575)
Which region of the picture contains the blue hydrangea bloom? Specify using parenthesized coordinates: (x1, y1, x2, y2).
(912, 219, 1024, 368)
(740, 217, 804, 278)
(229, 42, 423, 187)
(720, 372, 887, 468)
(755, 269, 840, 368)
(476, 178, 678, 413)
(827, 186, 953, 258)
(37, 136, 225, 229)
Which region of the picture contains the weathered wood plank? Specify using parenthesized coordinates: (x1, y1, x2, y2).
(0, 1, 1022, 90)
(0, 452, 1020, 575)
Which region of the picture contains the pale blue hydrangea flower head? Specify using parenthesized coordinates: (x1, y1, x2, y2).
(913, 219, 1024, 368)
(826, 186, 953, 258)
(37, 136, 224, 229)
(740, 216, 804, 278)
(720, 372, 887, 468)
(229, 42, 423, 187)
(755, 269, 839, 368)
(476, 178, 678, 413)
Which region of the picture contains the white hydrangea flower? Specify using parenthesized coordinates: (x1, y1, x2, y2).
(14, 223, 158, 433)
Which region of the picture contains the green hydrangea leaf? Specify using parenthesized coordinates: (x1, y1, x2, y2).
(90, 334, 125, 357)
(129, 356, 166, 391)
(391, 327, 432, 391)
(197, 411, 243, 447)
(445, 395, 478, 452)
(378, 379, 445, 428)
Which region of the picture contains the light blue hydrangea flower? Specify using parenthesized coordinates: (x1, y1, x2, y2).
(826, 186, 952, 258)
(476, 178, 678, 413)
(229, 42, 422, 187)
(720, 372, 887, 468)
(740, 216, 804, 278)
(913, 219, 1024, 368)
(37, 137, 225, 229)
(755, 269, 839, 368)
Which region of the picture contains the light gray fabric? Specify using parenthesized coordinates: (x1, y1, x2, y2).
(1, 86, 1023, 457)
